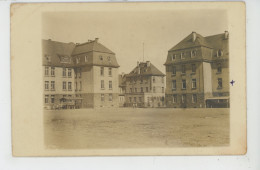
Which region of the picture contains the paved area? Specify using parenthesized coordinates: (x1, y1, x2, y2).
(44, 108, 229, 149)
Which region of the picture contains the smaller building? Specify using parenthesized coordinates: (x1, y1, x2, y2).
(125, 61, 165, 107)
(118, 73, 126, 107)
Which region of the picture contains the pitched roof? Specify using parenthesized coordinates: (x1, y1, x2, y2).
(42, 39, 75, 67)
(169, 32, 213, 51)
(72, 39, 115, 55)
(126, 62, 165, 77)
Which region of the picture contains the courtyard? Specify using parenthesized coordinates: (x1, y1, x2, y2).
(44, 108, 229, 149)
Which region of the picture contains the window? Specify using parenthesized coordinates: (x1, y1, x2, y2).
(191, 50, 197, 58)
(146, 87, 149, 92)
(217, 63, 222, 73)
(181, 52, 185, 59)
(51, 67, 55, 76)
(134, 97, 136, 102)
(51, 81, 55, 91)
(182, 79, 186, 89)
(181, 94, 186, 103)
(85, 56, 88, 62)
(173, 94, 177, 103)
(108, 56, 111, 62)
(76, 57, 80, 64)
(181, 65, 186, 74)
(79, 81, 82, 91)
(192, 94, 197, 103)
(109, 94, 113, 101)
(217, 49, 223, 57)
(192, 79, 197, 89)
(162, 87, 164, 93)
(99, 56, 103, 60)
(153, 87, 156, 93)
(172, 80, 176, 90)
(153, 77, 155, 83)
(63, 95, 66, 98)
(75, 69, 77, 78)
(108, 68, 112, 76)
(62, 81, 66, 90)
(68, 82, 72, 91)
(45, 67, 49, 76)
(139, 97, 142, 102)
(51, 95, 55, 104)
(135, 88, 137, 93)
(100, 67, 104, 76)
(75, 82, 77, 91)
(45, 81, 49, 90)
(191, 64, 196, 73)
(141, 87, 143, 92)
(62, 68, 66, 77)
(162, 77, 164, 83)
(172, 66, 176, 75)
(140, 77, 143, 84)
(171, 54, 176, 60)
(101, 80, 105, 89)
(78, 68, 82, 78)
(218, 78, 223, 88)
(109, 81, 112, 90)
(129, 97, 132, 102)
(68, 68, 72, 77)
(101, 94, 104, 101)
(130, 88, 132, 93)
(45, 95, 49, 104)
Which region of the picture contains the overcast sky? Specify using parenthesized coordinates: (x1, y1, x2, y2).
(42, 10, 227, 74)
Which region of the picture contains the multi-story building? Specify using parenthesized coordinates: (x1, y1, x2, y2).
(164, 31, 229, 108)
(118, 73, 126, 107)
(125, 61, 165, 107)
(42, 38, 120, 109)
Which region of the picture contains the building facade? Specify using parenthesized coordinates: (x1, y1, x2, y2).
(164, 31, 229, 108)
(118, 73, 126, 107)
(43, 38, 120, 109)
(125, 61, 165, 107)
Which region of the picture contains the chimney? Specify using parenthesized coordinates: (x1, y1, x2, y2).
(146, 61, 151, 67)
(192, 32, 196, 42)
(95, 38, 99, 42)
(224, 31, 229, 39)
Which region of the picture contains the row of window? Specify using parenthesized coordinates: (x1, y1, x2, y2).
(170, 63, 222, 75)
(75, 55, 112, 64)
(172, 94, 197, 103)
(101, 80, 113, 90)
(128, 96, 164, 103)
(100, 67, 113, 76)
(172, 78, 223, 90)
(129, 76, 164, 84)
(44, 67, 74, 77)
(101, 94, 113, 102)
(44, 94, 75, 104)
(129, 87, 164, 93)
(170, 49, 223, 61)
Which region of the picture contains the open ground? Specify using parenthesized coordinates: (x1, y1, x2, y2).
(44, 108, 229, 149)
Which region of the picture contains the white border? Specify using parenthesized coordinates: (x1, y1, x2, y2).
(1, 0, 260, 169)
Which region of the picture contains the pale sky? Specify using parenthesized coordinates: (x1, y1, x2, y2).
(42, 10, 227, 74)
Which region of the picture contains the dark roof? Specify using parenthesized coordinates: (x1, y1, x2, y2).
(42, 40, 75, 67)
(126, 62, 165, 77)
(169, 32, 213, 51)
(72, 40, 115, 55)
(42, 39, 119, 67)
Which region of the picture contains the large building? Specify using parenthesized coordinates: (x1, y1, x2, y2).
(125, 61, 165, 107)
(43, 38, 120, 109)
(164, 31, 229, 108)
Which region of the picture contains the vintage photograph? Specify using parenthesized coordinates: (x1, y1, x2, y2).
(42, 9, 230, 149)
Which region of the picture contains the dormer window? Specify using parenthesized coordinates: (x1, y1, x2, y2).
(217, 49, 223, 57)
(181, 52, 185, 59)
(85, 56, 88, 62)
(191, 50, 197, 58)
(99, 56, 103, 60)
(171, 54, 176, 60)
(45, 55, 51, 62)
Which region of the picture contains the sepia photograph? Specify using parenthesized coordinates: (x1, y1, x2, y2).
(11, 2, 246, 156)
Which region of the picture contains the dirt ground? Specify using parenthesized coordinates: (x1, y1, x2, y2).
(44, 108, 229, 149)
